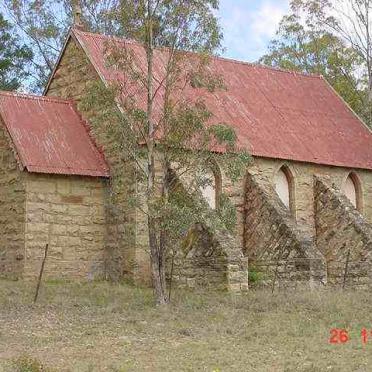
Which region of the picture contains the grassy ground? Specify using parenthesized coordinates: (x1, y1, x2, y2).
(0, 280, 371, 371)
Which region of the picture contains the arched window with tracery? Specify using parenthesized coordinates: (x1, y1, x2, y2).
(342, 173, 362, 211)
(274, 165, 295, 214)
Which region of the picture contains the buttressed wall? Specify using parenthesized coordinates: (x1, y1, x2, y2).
(243, 158, 372, 288)
(0, 121, 26, 279)
(315, 176, 372, 288)
(46, 35, 249, 290)
(43, 33, 372, 291)
(244, 170, 326, 288)
(170, 167, 248, 292)
(250, 158, 372, 234)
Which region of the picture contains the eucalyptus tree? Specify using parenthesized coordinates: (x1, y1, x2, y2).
(0, 12, 33, 91)
(82, 0, 250, 304)
(260, 9, 364, 120)
(2, 0, 120, 91)
(261, 0, 372, 126)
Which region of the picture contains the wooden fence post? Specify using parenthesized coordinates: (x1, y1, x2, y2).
(342, 249, 351, 290)
(34, 243, 49, 303)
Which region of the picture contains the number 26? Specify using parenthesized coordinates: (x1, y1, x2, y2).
(329, 328, 349, 344)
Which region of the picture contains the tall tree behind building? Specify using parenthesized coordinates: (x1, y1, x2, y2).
(260, 0, 372, 127)
(0, 12, 33, 91)
(2, 0, 120, 92)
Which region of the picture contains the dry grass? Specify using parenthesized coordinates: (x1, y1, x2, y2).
(0, 279, 371, 371)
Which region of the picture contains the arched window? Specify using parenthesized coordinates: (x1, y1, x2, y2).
(274, 165, 295, 213)
(342, 173, 362, 211)
(200, 165, 222, 210)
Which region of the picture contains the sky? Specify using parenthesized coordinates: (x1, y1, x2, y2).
(219, 0, 290, 62)
(0, 0, 290, 73)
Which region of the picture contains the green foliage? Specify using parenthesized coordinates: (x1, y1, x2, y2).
(217, 193, 237, 232)
(1, 0, 126, 91)
(0, 13, 33, 91)
(259, 2, 370, 125)
(248, 267, 264, 284)
(2, 0, 223, 91)
(115, 0, 222, 53)
(80, 0, 252, 303)
(2, 0, 69, 91)
(209, 124, 237, 150)
(220, 151, 252, 182)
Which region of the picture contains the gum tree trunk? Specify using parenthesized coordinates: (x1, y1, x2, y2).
(146, 0, 169, 305)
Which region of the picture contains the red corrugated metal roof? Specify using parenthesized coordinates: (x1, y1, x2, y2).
(72, 28, 372, 170)
(0, 91, 109, 177)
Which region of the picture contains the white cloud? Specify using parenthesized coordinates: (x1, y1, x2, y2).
(251, 2, 288, 40)
(220, 0, 289, 61)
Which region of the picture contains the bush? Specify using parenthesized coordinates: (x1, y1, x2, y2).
(248, 267, 264, 284)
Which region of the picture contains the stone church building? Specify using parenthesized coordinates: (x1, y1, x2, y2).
(1, 27, 372, 291)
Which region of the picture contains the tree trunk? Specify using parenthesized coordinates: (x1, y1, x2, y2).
(146, 0, 169, 305)
(148, 216, 169, 304)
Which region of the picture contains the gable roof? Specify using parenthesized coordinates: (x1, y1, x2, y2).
(0, 91, 109, 177)
(50, 28, 372, 171)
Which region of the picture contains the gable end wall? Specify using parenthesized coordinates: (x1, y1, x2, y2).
(46, 37, 140, 282)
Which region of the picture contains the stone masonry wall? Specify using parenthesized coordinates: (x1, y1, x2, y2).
(244, 171, 326, 289)
(44, 34, 372, 289)
(170, 169, 249, 292)
(47, 35, 251, 287)
(251, 158, 372, 234)
(46, 37, 139, 282)
(0, 120, 26, 279)
(24, 173, 106, 280)
(315, 176, 372, 288)
(173, 224, 248, 292)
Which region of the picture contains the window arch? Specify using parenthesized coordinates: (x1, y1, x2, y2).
(274, 165, 295, 214)
(342, 172, 362, 211)
(200, 163, 222, 210)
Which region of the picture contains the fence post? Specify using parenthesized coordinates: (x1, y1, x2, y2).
(342, 249, 351, 290)
(34, 243, 49, 303)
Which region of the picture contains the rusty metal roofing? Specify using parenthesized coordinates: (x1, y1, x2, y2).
(72, 29, 372, 170)
(0, 91, 109, 177)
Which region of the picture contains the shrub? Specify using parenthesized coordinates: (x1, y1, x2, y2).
(248, 267, 264, 284)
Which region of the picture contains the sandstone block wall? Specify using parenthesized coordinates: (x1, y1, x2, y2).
(244, 171, 326, 289)
(251, 158, 372, 234)
(0, 121, 26, 279)
(47, 38, 97, 102)
(43, 33, 372, 290)
(315, 177, 372, 288)
(24, 173, 106, 280)
(175, 225, 248, 292)
(47, 37, 138, 282)
(167, 165, 248, 292)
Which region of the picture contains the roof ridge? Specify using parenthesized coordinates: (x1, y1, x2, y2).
(211, 57, 323, 79)
(73, 28, 323, 80)
(73, 27, 139, 46)
(0, 91, 73, 104)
